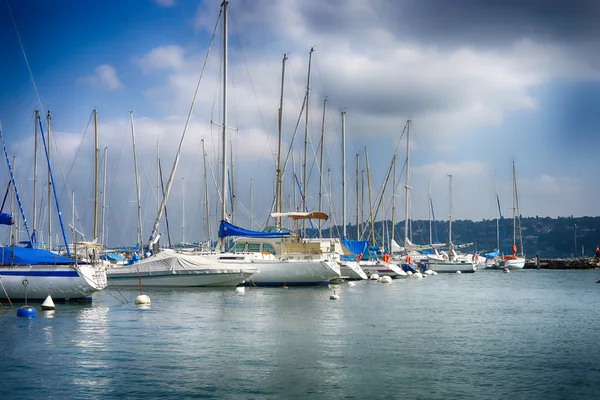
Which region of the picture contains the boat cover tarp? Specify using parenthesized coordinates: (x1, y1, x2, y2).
(101, 253, 126, 262)
(0, 246, 75, 265)
(219, 221, 290, 238)
(485, 249, 501, 258)
(0, 213, 13, 225)
(110, 250, 220, 274)
(341, 239, 368, 256)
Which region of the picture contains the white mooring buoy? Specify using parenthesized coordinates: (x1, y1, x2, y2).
(330, 290, 340, 300)
(348, 281, 356, 287)
(369, 273, 380, 280)
(503, 268, 510, 273)
(456, 270, 462, 274)
(379, 276, 393, 284)
(235, 286, 245, 294)
(414, 272, 423, 279)
(135, 294, 151, 305)
(41, 295, 55, 311)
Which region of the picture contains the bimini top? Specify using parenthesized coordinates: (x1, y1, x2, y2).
(0, 246, 75, 266)
(270, 212, 329, 221)
(219, 221, 291, 239)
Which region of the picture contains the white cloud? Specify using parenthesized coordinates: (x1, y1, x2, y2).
(137, 45, 186, 72)
(79, 64, 123, 90)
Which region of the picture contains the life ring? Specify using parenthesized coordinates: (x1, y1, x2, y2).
(383, 254, 390, 263)
(406, 255, 412, 264)
(471, 254, 476, 261)
(512, 244, 517, 255)
(357, 253, 363, 261)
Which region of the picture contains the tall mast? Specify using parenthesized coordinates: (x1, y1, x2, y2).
(428, 181, 432, 246)
(202, 139, 210, 242)
(93, 109, 99, 242)
(276, 53, 287, 227)
(495, 174, 499, 251)
(219, 0, 229, 251)
(341, 111, 347, 238)
(71, 190, 75, 244)
(391, 154, 396, 250)
(33, 110, 39, 244)
(250, 179, 254, 230)
(513, 160, 523, 255)
(404, 119, 411, 246)
(47, 111, 52, 250)
(365, 147, 375, 245)
(512, 160, 516, 251)
(318, 96, 327, 237)
(101, 147, 108, 245)
(355, 153, 360, 240)
(302, 47, 314, 235)
(448, 174, 453, 245)
(182, 177, 186, 244)
(130, 112, 143, 249)
(230, 141, 235, 224)
(361, 169, 365, 240)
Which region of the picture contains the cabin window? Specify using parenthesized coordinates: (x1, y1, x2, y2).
(233, 243, 246, 253)
(262, 243, 276, 255)
(247, 243, 261, 253)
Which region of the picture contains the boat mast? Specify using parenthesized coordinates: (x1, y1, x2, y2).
(448, 174, 453, 245)
(513, 160, 523, 256)
(355, 153, 360, 240)
(318, 96, 327, 238)
(250, 179, 254, 230)
(391, 154, 396, 251)
(276, 53, 287, 228)
(93, 109, 99, 242)
(47, 111, 52, 250)
(404, 119, 411, 247)
(182, 177, 185, 244)
(202, 139, 210, 242)
(365, 147, 375, 245)
(33, 110, 39, 245)
(130, 112, 144, 250)
(101, 147, 108, 246)
(495, 174, 499, 251)
(341, 111, 347, 238)
(219, 0, 229, 251)
(361, 169, 365, 240)
(428, 181, 432, 246)
(302, 47, 314, 235)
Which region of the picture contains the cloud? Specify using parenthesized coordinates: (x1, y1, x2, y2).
(79, 64, 123, 90)
(154, 0, 175, 7)
(137, 45, 186, 72)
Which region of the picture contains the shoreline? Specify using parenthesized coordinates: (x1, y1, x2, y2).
(524, 257, 600, 270)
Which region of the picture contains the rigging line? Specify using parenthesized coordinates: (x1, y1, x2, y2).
(7, 0, 45, 116)
(65, 111, 94, 182)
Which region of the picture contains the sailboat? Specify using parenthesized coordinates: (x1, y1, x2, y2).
(493, 161, 525, 270)
(108, 2, 258, 287)
(0, 114, 107, 301)
(426, 175, 477, 273)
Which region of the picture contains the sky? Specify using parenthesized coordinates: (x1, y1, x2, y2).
(0, 0, 598, 247)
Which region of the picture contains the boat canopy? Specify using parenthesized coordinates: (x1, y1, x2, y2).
(0, 213, 13, 226)
(270, 212, 328, 221)
(100, 253, 126, 262)
(219, 221, 291, 238)
(0, 246, 75, 265)
(485, 249, 501, 258)
(341, 239, 368, 256)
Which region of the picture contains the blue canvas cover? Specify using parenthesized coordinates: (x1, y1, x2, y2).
(341, 239, 368, 256)
(0, 213, 13, 225)
(219, 221, 291, 238)
(101, 253, 126, 262)
(0, 246, 75, 265)
(485, 249, 501, 258)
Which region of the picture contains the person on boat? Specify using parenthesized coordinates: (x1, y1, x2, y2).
(595, 245, 600, 260)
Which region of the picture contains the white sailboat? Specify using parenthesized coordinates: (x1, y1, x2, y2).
(108, 1, 258, 287)
(426, 175, 476, 273)
(0, 113, 107, 301)
(494, 161, 525, 270)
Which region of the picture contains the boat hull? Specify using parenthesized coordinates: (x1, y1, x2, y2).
(241, 260, 341, 286)
(427, 260, 476, 273)
(0, 264, 107, 301)
(340, 261, 368, 280)
(359, 261, 407, 278)
(493, 258, 525, 270)
(108, 269, 254, 287)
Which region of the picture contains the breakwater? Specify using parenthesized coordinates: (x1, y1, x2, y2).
(524, 257, 600, 269)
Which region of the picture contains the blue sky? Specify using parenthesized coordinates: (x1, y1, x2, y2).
(1, 0, 599, 247)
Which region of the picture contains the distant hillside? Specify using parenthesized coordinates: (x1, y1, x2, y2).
(318, 216, 600, 258)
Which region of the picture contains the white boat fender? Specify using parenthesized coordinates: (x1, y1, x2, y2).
(407, 271, 413, 276)
(380, 276, 392, 284)
(348, 281, 356, 287)
(369, 274, 380, 280)
(432, 271, 438, 275)
(235, 286, 245, 294)
(330, 290, 340, 300)
(503, 268, 510, 273)
(414, 272, 423, 279)
(135, 294, 151, 305)
(456, 271, 462, 274)
(41, 295, 56, 311)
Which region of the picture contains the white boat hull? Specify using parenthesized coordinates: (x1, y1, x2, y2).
(427, 260, 476, 273)
(359, 261, 407, 278)
(493, 257, 525, 270)
(340, 261, 368, 280)
(0, 264, 107, 301)
(107, 251, 256, 287)
(226, 258, 341, 286)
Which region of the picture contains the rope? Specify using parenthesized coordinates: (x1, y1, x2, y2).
(0, 276, 13, 307)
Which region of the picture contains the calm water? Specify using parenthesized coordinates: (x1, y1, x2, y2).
(1, 269, 599, 399)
